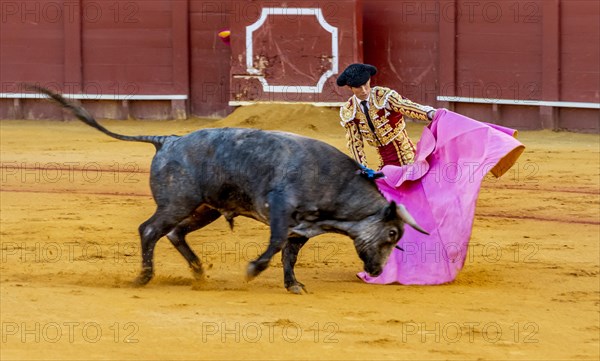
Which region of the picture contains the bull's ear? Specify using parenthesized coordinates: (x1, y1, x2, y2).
(396, 204, 429, 235)
(383, 201, 398, 221)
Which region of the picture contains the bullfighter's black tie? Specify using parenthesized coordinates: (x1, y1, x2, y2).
(361, 100, 383, 146)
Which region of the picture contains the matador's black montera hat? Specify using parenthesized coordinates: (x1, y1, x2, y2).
(336, 63, 377, 87)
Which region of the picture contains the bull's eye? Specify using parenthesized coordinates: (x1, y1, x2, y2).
(389, 229, 398, 239)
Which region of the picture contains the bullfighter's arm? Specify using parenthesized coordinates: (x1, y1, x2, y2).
(343, 121, 367, 166)
(387, 91, 436, 121)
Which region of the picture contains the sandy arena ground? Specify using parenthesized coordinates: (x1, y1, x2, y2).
(1, 105, 599, 360)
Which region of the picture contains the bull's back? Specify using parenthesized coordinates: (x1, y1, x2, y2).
(183, 128, 354, 180)
(150, 127, 383, 221)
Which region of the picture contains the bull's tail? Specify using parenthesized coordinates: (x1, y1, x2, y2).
(30, 85, 171, 149)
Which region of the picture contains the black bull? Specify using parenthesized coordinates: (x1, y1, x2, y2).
(35, 86, 427, 294)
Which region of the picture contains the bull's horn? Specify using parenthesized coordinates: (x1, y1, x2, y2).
(397, 204, 429, 235)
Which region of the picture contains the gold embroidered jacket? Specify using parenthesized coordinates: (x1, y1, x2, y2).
(339, 86, 434, 167)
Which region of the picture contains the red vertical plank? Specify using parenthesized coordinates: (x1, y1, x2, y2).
(560, 0, 600, 103)
(439, 0, 457, 107)
(172, 0, 189, 118)
(64, 0, 82, 94)
(189, 0, 232, 118)
(172, 0, 190, 95)
(355, 0, 364, 62)
(542, 0, 560, 101)
(541, 0, 560, 129)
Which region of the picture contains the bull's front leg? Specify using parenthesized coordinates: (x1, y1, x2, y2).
(246, 226, 287, 281)
(282, 236, 309, 294)
(246, 191, 290, 282)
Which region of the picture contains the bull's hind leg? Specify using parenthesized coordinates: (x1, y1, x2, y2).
(166, 205, 221, 280)
(282, 236, 309, 294)
(133, 159, 208, 286)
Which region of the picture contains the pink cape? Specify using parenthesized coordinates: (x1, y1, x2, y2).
(358, 109, 525, 285)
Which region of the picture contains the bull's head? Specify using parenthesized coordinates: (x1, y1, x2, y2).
(352, 202, 428, 277)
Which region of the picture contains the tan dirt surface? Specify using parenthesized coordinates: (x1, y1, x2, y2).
(1, 104, 599, 360)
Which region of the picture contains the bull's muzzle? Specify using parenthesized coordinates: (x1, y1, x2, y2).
(364, 264, 383, 277)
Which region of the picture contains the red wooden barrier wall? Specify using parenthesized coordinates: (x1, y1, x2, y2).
(0, 0, 598, 131)
(362, 0, 599, 131)
(0, 0, 189, 120)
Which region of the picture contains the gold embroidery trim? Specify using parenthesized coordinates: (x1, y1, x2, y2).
(344, 121, 366, 165)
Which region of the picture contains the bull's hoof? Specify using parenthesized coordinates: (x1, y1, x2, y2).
(189, 260, 205, 280)
(191, 270, 205, 281)
(286, 283, 308, 295)
(246, 262, 258, 282)
(132, 268, 153, 287)
(246, 261, 268, 282)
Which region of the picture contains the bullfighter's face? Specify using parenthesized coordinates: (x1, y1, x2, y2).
(349, 79, 371, 101)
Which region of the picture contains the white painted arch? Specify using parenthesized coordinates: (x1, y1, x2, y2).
(246, 7, 339, 93)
